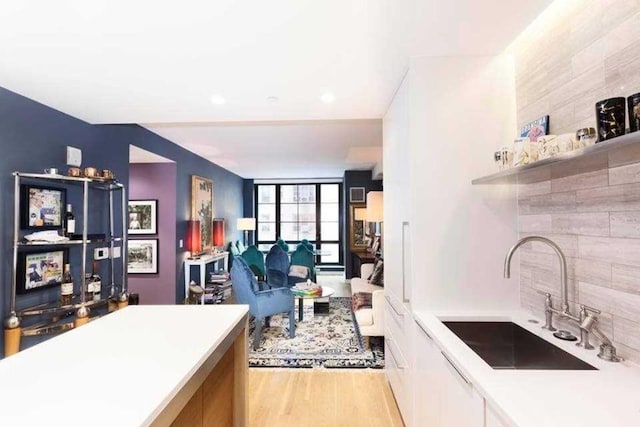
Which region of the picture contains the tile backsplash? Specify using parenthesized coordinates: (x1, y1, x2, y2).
(511, 0, 640, 134)
(519, 162, 640, 362)
(513, 0, 640, 362)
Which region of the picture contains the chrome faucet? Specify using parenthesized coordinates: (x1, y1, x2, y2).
(504, 236, 621, 362)
(504, 236, 575, 319)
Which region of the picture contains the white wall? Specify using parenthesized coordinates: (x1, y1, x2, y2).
(407, 54, 520, 311)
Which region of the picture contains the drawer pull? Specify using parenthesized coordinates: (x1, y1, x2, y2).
(385, 295, 404, 318)
(415, 319, 432, 340)
(385, 338, 406, 370)
(441, 351, 471, 386)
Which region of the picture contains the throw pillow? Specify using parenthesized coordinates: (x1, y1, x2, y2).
(367, 259, 382, 281)
(289, 265, 309, 279)
(352, 292, 373, 311)
(369, 260, 384, 286)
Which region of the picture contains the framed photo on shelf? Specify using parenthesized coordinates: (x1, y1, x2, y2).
(128, 199, 158, 235)
(349, 187, 366, 203)
(20, 184, 66, 230)
(127, 239, 159, 274)
(17, 248, 69, 295)
(191, 175, 213, 253)
(520, 115, 549, 142)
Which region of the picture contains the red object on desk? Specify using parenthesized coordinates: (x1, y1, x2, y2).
(213, 218, 225, 247)
(187, 219, 202, 256)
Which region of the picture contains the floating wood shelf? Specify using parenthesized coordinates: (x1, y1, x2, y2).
(472, 131, 640, 185)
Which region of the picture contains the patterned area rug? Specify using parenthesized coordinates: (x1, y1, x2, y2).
(248, 297, 384, 369)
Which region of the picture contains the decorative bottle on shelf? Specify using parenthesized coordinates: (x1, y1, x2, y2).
(84, 271, 93, 302)
(64, 204, 75, 238)
(89, 260, 101, 301)
(61, 264, 74, 305)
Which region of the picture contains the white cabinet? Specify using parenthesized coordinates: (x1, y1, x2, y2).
(440, 350, 485, 427)
(413, 319, 485, 427)
(485, 404, 509, 427)
(383, 70, 412, 307)
(383, 56, 519, 426)
(414, 320, 443, 426)
(384, 70, 415, 426)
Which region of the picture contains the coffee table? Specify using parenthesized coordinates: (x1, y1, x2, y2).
(293, 286, 335, 321)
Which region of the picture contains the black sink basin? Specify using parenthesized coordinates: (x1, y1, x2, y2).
(443, 321, 597, 370)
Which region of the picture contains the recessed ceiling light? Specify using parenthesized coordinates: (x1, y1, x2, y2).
(266, 96, 279, 103)
(210, 95, 226, 105)
(320, 92, 335, 104)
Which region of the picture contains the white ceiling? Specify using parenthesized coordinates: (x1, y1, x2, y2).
(129, 145, 175, 164)
(0, 0, 552, 177)
(145, 120, 382, 179)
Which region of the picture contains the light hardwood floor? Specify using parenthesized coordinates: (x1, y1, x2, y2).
(248, 369, 404, 427)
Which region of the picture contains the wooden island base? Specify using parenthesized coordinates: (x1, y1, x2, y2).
(169, 327, 247, 427)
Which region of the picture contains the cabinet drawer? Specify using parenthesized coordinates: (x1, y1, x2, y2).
(385, 294, 409, 352)
(385, 335, 410, 424)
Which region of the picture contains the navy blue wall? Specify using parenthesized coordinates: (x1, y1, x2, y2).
(343, 170, 383, 279)
(0, 86, 244, 354)
(242, 179, 255, 245)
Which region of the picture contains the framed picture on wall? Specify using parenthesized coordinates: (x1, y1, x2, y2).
(17, 248, 69, 294)
(20, 184, 66, 230)
(128, 199, 158, 235)
(127, 239, 159, 274)
(191, 175, 213, 253)
(349, 187, 366, 203)
(350, 204, 368, 250)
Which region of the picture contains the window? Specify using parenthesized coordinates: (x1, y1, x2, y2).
(255, 183, 343, 265)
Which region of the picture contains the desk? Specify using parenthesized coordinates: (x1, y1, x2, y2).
(184, 252, 229, 302)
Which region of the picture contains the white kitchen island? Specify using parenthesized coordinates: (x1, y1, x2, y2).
(0, 305, 249, 427)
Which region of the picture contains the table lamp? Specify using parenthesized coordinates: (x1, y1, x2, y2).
(365, 191, 383, 222)
(187, 219, 202, 259)
(212, 218, 225, 250)
(237, 218, 256, 246)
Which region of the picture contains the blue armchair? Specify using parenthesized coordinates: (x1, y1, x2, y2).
(231, 257, 295, 350)
(241, 245, 266, 279)
(289, 245, 316, 286)
(265, 244, 290, 288)
(276, 238, 290, 253)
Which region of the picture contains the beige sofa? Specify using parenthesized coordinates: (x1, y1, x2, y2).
(350, 263, 384, 338)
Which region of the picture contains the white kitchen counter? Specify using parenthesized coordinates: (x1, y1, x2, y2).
(413, 309, 640, 427)
(0, 305, 249, 427)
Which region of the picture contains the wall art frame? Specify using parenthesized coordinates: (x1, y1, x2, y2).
(128, 199, 158, 235)
(127, 239, 159, 274)
(17, 248, 69, 295)
(191, 175, 214, 254)
(20, 184, 66, 230)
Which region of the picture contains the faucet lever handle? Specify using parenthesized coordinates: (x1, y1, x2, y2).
(580, 304, 601, 315)
(535, 290, 551, 297)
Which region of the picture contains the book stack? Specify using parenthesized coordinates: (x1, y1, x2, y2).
(291, 282, 322, 297)
(206, 271, 232, 303)
(209, 271, 230, 283)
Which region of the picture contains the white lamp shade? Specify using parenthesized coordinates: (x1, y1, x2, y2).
(354, 206, 367, 221)
(365, 191, 383, 222)
(236, 217, 256, 231)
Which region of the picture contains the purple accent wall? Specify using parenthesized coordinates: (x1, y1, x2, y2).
(128, 162, 177, 304)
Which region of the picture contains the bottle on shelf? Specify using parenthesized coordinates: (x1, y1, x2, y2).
(61, 264, 74, 305)
(64, 204, 75, 238)
(83, 272, 93, 302)
(89, 260, 101, 302)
